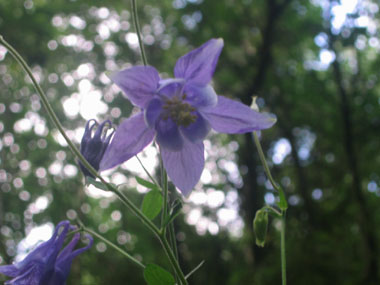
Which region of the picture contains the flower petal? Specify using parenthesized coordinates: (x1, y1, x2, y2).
(5, 265, 42, 285)
(184, 84, 218, 108)
(156, 118, 183, 151)
(54, 234, 93, 283)
(174, 38, 224, 86)
(157, 78, 185, 99)
(111, 66, 160, 108)
(0, 265, 19, 277)
(180, 112, 210, 143)
(161, 140, 204, 196)
(100, 113, 155, 170)
(144, 98, 163, 128)
(201, 96, 277, 133)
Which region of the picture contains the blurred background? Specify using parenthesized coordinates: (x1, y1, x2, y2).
(0, 0, 380, 284)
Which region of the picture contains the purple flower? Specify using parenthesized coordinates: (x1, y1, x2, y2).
(100, 38, 276, 196)
(79, 119, 114, 178)
(0, 221, 93, 285)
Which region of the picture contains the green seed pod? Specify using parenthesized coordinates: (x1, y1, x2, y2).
(253, 209, 268, 247)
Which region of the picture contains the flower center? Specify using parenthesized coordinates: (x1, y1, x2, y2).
(162, 95, 197, 127)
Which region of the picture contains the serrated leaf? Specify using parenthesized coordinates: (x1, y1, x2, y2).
(143, 264, 175, 285)
(142, 190, 163, 220)
(136, 176, 157, 190)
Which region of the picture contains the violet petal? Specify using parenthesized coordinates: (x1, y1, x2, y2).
(144, 97, 163, 128)
(155, 118, 183, 151)
(174, 38, 224, 86)
(111, 66, 160, 108)
(201, 96, 277, 133)
(161, 140, 204, 196)
(180, 112, 210, 143)
(99, 113, 155, 170)
(184, 83, 218, 108)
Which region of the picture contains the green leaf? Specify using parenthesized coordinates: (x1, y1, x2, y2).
(277, 187, 288, 211)
(86, 177, 114, 191)
(136, 176, 157, 190)
(142, 190, 163, 220)
(143, 264, 175, 285)
(162, 199, 183, 228)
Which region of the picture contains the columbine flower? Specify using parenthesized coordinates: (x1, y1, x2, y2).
(79, 119, 114, 178)
(0, 221, 93, 285)
(100, 38, 276, 196)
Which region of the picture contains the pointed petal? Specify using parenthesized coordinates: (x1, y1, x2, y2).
(174, 38, 224, 86)
(5, 265, 42, 285)
(180, 112, 210, 143)
(201, 96, 277, 133)
(161, 140, 204, 196)
(111, 66, 160, 108)
(0, 265, 19, 277)
(184, 84, 218, 108)
(100, 113, 155, 170)
(144, 98, 163, 128)
(156, 118, 183, 151)
(54, 234, 93, 282)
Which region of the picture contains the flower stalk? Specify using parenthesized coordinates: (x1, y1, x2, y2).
(0, 35, 188, 283)
(79, 223, 145, 269)
(253, 131, 287, 285)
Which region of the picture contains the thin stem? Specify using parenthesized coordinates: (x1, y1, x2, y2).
(131, 0, 148, 66)
(82, 225, 145, 269)
(252, 131, 287, 284)
(0, 35, 160, 239)
(253, 132, 280, 192)
(281, 212, 287, 285)
(136, 155, 160, 187)
(1, 35, 187, 284)
(160, 155, 169, 230)
(159, 232, 188, 285)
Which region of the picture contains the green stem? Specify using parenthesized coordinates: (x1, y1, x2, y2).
(159, 232, 188, 285)
(281, 212, 287, 285)
(0, 35, 160, 241)
(82, 225, 145, 269)
(1, 35, 187, 284)
(160, 155, 169, 230)
(136, 155, 160, 187)
(131, 0, 148, 66)
(252, 131, 287, 284)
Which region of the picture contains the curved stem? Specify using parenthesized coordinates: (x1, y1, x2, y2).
(81, 225, 145, 269)
(131, 0, 148, 66)
(253, 132, 287, 210)
(136, 155, 159, 187)
(1, 35, 187, 284)
(252, 131, 287, 284)
(0, 35, 160, 240)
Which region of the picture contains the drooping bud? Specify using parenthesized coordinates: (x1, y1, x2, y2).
(79, 119, 114, 178)
(253, 208, 268, 247)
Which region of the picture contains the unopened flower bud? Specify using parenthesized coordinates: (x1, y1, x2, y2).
(253, 208, 268, 247)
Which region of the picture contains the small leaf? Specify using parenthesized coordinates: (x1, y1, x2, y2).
(142, 190, 163, 220)
(277, 187, 288, 211)
(162, 199, 183, 228)
(143, 264, 175, 285)
(136, 176, 157, 190)
(86, 177, 114, 191)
